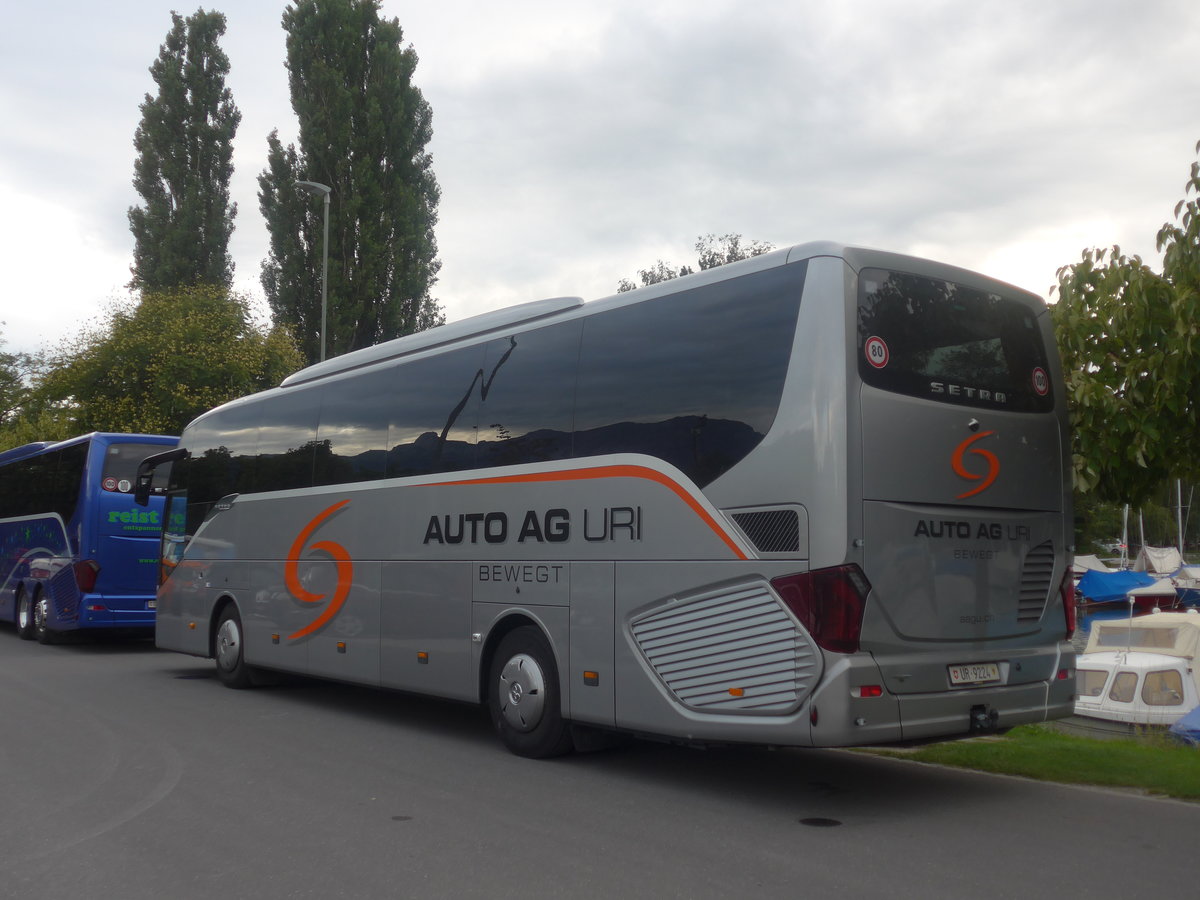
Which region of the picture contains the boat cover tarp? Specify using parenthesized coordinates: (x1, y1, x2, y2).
(1083, 611, 1200, 658)
(1073, 555, 1113, 575)
(1134, 546, 1184, 574)
(1169, 704, 1200, 746)
(1077, 570, 1156, 604)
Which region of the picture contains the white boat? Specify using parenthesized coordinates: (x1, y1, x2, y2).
(1073, 609, 1200, 727)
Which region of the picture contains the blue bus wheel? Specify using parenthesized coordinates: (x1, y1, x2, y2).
(33, 595, 57, 645)
(15, 590, 34, 641)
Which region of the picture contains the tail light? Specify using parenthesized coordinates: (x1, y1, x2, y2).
(1060, 569, 1076, 640)
(73, 559, 100, 594)
(771, 565, 871, 654)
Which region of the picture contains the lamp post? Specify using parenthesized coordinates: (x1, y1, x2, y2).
(295, 180, 331, 361)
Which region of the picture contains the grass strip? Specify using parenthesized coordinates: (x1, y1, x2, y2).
(864, 724, 1200, 801)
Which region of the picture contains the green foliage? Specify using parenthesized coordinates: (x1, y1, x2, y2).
(0, 325, 34, 428)
(24, 285, 303, 438)
(259, 0, 443, 365)
(617, 233, 774, 292)
(128, 9, 241, 291)
(1051, 141, 1200, 505)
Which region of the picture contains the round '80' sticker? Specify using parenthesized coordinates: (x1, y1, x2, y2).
(1031, 367, 1049, 396)
(864, 336, 889, 369)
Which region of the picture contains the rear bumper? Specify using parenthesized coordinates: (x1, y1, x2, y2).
(807, 646, 1076, 746)
(70, 594, 156, 630)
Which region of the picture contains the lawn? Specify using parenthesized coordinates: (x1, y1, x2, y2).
(863, 724, 1200, 801)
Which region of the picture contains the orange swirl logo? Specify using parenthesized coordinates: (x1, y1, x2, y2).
(952, 431, 999, 499)
(285, 500, 352, 640)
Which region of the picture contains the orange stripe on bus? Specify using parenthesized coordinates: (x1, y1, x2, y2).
(431, 464, 748, 560)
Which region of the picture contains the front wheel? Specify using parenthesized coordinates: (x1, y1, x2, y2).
(214, 604, 253, 689)
(15, 590, 34, 640)
(487, 626, 573, 758)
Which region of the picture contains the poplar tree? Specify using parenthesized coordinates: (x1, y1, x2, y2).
(259, 0, 442, 365)
(128, 9, 241, 290)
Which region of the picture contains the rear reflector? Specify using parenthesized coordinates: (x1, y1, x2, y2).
(772, 565, 871, 654)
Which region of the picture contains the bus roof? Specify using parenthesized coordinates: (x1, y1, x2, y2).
(0, 433, 177, 467)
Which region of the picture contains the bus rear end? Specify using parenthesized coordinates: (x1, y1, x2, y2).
(73, 437, 174, 631)
(839, 253, 1074, 743)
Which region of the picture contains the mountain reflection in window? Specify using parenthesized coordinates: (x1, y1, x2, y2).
(184, 262, 805, 499)
(857, 268, 1052, 412)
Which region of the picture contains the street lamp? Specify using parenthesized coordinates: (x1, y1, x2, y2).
(295, 180, 331, 361)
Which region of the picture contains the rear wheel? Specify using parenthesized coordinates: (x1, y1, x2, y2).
(488, 626, 573, 759)
(214, 604, 253, 689)
(33, 594, 58, 645)
(15, 589, 34, 640)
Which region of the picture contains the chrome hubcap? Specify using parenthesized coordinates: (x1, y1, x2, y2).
(497, 653, 545, 732)
(216, 617, 241, 671)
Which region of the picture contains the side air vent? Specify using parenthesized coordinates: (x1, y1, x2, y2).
(629, 582, 822, 714)
(731, 509, 801, 554)
(1018, 541, 1055, 622)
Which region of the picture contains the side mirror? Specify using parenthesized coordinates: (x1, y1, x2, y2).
(135, 446, 188, 506)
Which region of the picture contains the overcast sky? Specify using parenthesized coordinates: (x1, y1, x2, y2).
(2, 0, 1198, 356)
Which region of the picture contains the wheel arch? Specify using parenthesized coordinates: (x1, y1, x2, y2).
(208, 593, 239, 659)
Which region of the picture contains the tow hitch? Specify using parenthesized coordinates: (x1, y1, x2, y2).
(969, 705, 999, 733)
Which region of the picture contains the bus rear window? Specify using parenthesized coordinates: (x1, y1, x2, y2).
(856, 268, 1053, 412)
(103, 442, 171, 493)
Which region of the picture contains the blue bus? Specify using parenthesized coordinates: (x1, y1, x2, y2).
(0, 432, 176, 642)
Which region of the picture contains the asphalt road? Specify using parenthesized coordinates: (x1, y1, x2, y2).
(1, 628, 1196, 900)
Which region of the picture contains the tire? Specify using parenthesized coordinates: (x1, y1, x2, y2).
(214, 604, 253, 689)
(487, 626, 574, 759)
(33, 593, 59, 645)
(15, 589, 34, 641)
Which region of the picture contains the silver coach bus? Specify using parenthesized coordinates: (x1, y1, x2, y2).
(139, 241, 1076, 757)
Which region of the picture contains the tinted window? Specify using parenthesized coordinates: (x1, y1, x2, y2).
(387, 345, 486, 477)
(476, 321, 582, 469)
(857, 268, 1053, 412)
(0, 442, 88, 521)
(185, 403, 260, 509)
(101, 442, 172, 493)
(314, 368, 393, 485)
(574, 264, 803, 486)
(256, 388, 319, 493)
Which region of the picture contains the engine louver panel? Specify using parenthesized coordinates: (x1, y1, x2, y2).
(731, 509, 800, 553)
(630, 583, 820, 714)
(1018, 541, 1055, 622)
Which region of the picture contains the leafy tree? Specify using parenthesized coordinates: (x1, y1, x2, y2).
(1051, 141, 1200, 506)
(259, 0, 443, 365)
(128, 8, 241, 291)
(617, 233, 775, 292)
(28, 286, 303, 437)
(0, 325, 34, 430)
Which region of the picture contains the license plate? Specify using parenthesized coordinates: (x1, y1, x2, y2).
(147, 599, 157, 609)
(948, 662, 1000, 686)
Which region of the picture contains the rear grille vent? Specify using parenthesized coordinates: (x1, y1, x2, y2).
(1018, 541, 1055, 621)
(630, 582, 821, 714)
(731, 509, 800, 553)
